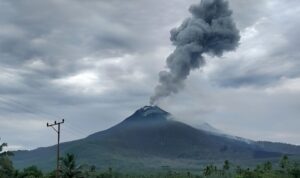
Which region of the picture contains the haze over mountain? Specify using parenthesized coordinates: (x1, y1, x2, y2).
(13, 106, 300, 171)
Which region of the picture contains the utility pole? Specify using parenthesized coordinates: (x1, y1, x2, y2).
(47, 119, 64, 178)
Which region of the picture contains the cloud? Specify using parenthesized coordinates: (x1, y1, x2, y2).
(159, 75, 300, 145)
(0, 0, 300, 149)
(206, 0, 300, 88)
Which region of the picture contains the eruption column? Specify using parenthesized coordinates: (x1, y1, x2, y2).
(150, 0, 240, 105)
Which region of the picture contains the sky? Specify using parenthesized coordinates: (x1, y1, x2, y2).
(0, 0, 300, 150)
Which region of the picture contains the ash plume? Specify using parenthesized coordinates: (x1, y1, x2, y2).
(150, 0, 240, 105)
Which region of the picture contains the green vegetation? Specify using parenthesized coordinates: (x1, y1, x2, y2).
(2, 142, 300, 178)
(0, 141, 15, 178)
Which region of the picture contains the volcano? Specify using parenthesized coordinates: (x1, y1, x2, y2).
(13, 106, 300, 171)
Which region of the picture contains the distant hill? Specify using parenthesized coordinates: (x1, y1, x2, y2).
(12, 106, 300, 171)
(256, 141, 300, 155)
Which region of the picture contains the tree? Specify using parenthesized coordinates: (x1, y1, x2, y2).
(203, 164, 216, 176)
(82, 165, 97, 178)
(0, 142, 14, 157)
(223, 160, 230, 171)
(288, 162, 300, 178)
(280, 155, 290, 170)
(60, 153, 83, 178)
(45, 170, 56, 178)
(0, 156, 14, 178)
(0, 141, 14, 178)
(18, 166, 43, 178)
(235, 165, 243, 175)
(263, 161, 272, 172)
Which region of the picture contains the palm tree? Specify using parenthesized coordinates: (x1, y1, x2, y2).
(0, 142, 6, 153)
(0, 142, 13, 157)
(60, 153, 83, 178)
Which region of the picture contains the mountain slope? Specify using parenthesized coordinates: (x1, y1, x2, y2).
(256, 141, 300, 155)
(12, 106, 299, 171)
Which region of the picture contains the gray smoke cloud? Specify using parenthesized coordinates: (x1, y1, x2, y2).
(150, 0, 240, 105)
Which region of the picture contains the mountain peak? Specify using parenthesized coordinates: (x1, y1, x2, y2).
(137, 105, 169, 116)
(122, 105, 170, 123)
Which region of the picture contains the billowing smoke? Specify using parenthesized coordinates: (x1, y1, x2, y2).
(150, 0, 240, 105)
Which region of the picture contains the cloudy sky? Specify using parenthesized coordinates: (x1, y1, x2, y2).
(1, 0, 300, 150)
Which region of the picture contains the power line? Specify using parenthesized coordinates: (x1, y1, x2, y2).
(0, 97, 89, 137)
(0, 97, 38, 114)
(0, 96, 61, 120)
(63, 124, 86, 139)
(64, 122, 88, 137)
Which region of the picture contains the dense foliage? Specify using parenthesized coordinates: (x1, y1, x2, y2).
(1, 142, 300, 178)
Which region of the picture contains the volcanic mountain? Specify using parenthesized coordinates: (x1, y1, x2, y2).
(13, 106, 300, 171)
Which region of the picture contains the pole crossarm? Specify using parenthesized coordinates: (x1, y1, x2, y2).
(47, 119, 64, 133)
(47, 119, 65, 127)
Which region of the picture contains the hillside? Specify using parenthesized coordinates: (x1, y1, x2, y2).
(256, 141, 300, 155)
(12, 106, 300, 171)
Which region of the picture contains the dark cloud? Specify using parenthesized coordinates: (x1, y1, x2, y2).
(0, 0, 300, 149)
(209, 56, 300, 88)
